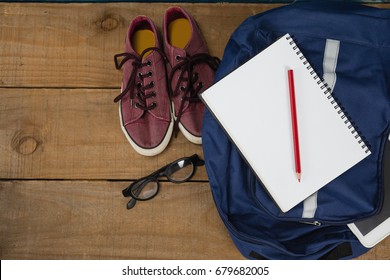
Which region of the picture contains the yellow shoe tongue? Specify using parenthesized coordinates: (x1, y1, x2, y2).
(131, 29, 156, 57)
(168, 18, 191, 49)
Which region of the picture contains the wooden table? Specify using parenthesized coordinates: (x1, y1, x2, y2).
(0, 2, 389, 260)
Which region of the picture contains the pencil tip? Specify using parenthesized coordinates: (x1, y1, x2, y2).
(297, 173, 301, 182)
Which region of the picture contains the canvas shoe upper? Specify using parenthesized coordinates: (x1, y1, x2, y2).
(114, 16, 173, 156)
(163, 7, 220, 144)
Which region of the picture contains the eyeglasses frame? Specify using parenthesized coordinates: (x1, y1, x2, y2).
(122, 154, 205, 209)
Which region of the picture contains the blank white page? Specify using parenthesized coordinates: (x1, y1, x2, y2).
(201, 34, 371, 212)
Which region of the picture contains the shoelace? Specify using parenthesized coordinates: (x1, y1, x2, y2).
(169, 53, 220, 136)
(113, 47, 168, 111)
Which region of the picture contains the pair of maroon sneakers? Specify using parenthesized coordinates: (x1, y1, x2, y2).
(114, 7, 220, 156)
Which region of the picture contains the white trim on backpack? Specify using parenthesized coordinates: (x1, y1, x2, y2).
(302, 38, 341, 219)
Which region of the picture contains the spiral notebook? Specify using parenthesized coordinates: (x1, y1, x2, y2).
(200, 34, 371, 212)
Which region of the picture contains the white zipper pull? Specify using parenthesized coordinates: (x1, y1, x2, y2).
(301, 221, 322, 226)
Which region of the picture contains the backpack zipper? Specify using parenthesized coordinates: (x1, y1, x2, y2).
(300, 220, 322, 226)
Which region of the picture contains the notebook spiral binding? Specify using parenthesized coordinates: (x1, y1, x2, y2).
(285, 35, 371, 153)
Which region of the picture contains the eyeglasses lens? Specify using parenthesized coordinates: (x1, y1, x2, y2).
(131, 180, 159, 200)
(165, 159, 194, 182)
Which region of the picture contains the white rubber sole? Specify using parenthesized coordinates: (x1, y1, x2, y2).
(178, 122, 202, 144)
(171, 101, 202, 145)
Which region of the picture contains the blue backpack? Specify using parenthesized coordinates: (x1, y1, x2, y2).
(202, 1, 390, 259)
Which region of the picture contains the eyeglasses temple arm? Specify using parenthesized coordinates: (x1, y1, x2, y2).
(127, 198, 137, 209)
(190, 154, 205, 166)
(126, 183, 145, 209)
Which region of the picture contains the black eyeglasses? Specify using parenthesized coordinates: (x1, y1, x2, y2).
(122, 154, 205, 209)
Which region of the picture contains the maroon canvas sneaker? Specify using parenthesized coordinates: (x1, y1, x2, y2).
(163, 7, 220, 144)
(114, 16, 173, 156)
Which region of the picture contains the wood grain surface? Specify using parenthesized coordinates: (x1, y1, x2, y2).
(0, 88, 205, 180)
(0, 180, 241, 259)
(0, 2, 389, 260)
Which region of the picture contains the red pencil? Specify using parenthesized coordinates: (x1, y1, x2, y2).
(287, 69, 301, 182)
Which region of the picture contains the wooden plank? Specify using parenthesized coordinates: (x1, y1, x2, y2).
(356, 238, 390, 260)
(1, 1, 390, 262)
(1, 180, 389, 260)
(0, 180, 243, 260)
(1, 2, 389, 88)
(0, 3, 283, 88)
(0, 88, 206, 180)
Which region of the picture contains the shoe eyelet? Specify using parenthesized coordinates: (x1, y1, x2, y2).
(152, 102, 157, 108)
(137, 72, 143, 78)
(135, 103, 140, 108)
(180, 86, 186, 91)
(150, 81, 155, 87)
(193, 73, 199, 79)
(147, 60, 152, 66)
(137, 82, 142, 88)
(151, 91, 156, 97)
(175, 55, 181, 61)
(147, 71, 153, 77)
